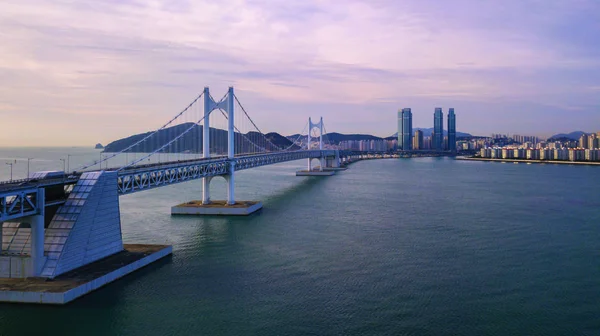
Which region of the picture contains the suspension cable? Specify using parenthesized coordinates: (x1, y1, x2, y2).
(79, 91, 205, 171)
(234, 94, 285, 151)
(117, 112, 213, 171)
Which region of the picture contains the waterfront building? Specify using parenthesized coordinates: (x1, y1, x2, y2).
(514, 148, 525, 159)
(397, 110, 402, 146)
(339, 139, 388, 152)
(502, 148, 513, 159)
(386, 139, 398, 150)
(398, 108, 413, 150)
(413, 130, 424, 150)
(433, 108, 444, 150)
(447, 108, 456, 152)
(554, 148, 569, 160)
(579, 134, 589, 149)
(569, 149, 585, 161)
(588, 134, 598, 149)
(491, 148, 501, 159)
(423, 136, 432, 150)
(526, 149, 539, 160)
(457, 141, 469, 151)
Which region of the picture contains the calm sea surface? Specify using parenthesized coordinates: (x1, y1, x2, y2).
(0, 147, 599, 335)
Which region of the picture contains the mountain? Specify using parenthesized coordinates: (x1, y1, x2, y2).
(287, 133, 383, 145)
(390, 128, 472, 138)
(548, 131, 586, 141)
(103, 122, 299, 153)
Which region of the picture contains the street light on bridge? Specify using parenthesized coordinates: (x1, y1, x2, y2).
(27, 158, 33, 180)
(5, 162, 13, 182)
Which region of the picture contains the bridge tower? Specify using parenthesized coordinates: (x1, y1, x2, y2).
(172, 87, 262, 215)
(200, 87, 238, 206)
(295, 117, 339, 176)
(307, 117, 325, 171)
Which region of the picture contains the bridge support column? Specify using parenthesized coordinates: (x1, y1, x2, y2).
(226, 166, 235, 205)
(30, 214, 45, 277)
(202, 177, 212, 205)
(29, 187, 45, 276)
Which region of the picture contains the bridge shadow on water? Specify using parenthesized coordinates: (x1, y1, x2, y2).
(260, 175, 324, 208)
(168, 175, 328, 248)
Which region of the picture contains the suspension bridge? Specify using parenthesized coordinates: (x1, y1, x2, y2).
(0, 87, 377, 292)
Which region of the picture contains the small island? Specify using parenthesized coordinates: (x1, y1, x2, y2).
(95, 143, 104, 149)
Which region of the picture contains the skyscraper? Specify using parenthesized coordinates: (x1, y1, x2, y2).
(433, 108, 444, 150)
(398, 108, 413, 150)
(447, 108, 456, 152)
(397, 110, 402, 147)
(413, 129, 423, 150)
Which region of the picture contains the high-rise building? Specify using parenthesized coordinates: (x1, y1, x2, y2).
(397, 110, 402, 146)
(580, 134, 589, 149)
(447, 108, 456, 152)
(588, 134, 597, 149)
(433, 108, 444, 150)
(423, 136, 432, 149)
(398, 108, 413, 150)
(413, 130, 423, 150)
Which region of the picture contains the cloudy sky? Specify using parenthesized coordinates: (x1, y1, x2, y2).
(1, 0, 599, 146)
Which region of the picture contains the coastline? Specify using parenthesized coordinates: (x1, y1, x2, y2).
(456, 156, 600, 166)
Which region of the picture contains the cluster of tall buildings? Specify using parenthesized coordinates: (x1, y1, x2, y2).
(480, 147, 600, 162)
(479, 132, 600, 162)
(579, 133, 600, 149)
(397, 108, 456, 151)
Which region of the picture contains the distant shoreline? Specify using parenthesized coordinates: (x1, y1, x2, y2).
(456, 156, 600, 166)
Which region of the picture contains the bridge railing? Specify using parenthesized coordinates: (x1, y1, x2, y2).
(116, 150, 338, 195)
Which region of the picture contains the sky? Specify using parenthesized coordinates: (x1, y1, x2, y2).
(1, 0, 599, 146)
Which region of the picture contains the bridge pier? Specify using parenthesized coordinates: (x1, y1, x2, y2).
(0, 172, 172, 304)
(202, 176, 213, 205)
(226, 165, 235, 205)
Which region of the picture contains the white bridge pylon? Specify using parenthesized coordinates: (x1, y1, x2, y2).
(307, 117, 325, 171)
(202, 86, 235, 205)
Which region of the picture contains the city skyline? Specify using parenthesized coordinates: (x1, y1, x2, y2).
(1, 0, 599, 147)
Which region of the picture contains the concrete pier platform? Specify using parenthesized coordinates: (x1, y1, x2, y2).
(0, 244, 172, 305)
(296, 170, 336, 176)
(171, 200, 263, 216)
